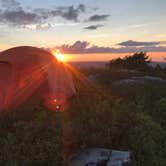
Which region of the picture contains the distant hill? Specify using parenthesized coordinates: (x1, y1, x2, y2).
(69, 61, 107, 69)
(70, 61, 166, 69)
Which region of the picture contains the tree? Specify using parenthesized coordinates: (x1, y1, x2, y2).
(108, 52, 151, 71)
(107, 57, 124, 70)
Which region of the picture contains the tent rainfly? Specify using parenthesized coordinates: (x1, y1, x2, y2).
(0, 46, 76, 111)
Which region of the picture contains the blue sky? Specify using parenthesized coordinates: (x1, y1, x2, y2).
(0, 0, 166, 58)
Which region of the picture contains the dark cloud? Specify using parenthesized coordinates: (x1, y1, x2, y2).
(0, 10, 38, 26)
(0, 1, 110, 29)
(118, 40, 161, 47)
(88, 14, 110, 22)
(34, 4, 86, 22)
(49, 4, 86, 21)
(84, 24, 104, 30)
(62, 5, 84, 21)
(77, 4, 86, 12)
(0, 0, 21, 10)
(51, 40, 166, 54)
(0, 0, 86, 27)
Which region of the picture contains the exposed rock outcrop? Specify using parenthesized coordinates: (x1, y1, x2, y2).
(71, 148, 131, 166)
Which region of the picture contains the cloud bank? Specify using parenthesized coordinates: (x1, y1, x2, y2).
(118, 40, 162, 47)
(51, 40, 166, 54)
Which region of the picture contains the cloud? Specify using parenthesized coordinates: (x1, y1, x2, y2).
(55, 41, 90, 53)
(88, 14, 110, 22)
(84, 24, 104, 30)
(0, 0, 20, 10)
(59, 5, 86, 21)
(0, 1, 110, 30)
(50, 40, 166, 54)
(0, 10, 38, 26)
(118, 40, 161, 47)
(33, 4, 86, 22)
(36, 23, 52, 30)
(0, 0, 86, 27)
(77, 4, 86, 12)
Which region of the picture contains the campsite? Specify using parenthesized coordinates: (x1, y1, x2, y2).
(0, 0, 166, 165)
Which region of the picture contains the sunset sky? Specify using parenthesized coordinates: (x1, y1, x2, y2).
(0, 0, 166, 61)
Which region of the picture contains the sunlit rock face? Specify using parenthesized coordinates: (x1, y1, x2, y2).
(0, 46, 75, 111)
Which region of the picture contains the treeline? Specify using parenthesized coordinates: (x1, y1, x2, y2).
(107, 52, 166, 72)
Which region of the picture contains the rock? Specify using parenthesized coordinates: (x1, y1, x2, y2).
(114, 75, 165, 85)
(70, 148, 131, 166)
(139, 76, 163, 81)
(114, 79, 143, 85)
(107, 150, 131, 166)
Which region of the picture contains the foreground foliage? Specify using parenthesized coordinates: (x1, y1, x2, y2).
(0, 60, 166, 166)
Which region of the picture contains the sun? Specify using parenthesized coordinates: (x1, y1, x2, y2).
(52, 49, 67, 62)
(56, 54, 65, 62)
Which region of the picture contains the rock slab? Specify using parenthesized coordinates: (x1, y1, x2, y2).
(71, 148, 131, 166)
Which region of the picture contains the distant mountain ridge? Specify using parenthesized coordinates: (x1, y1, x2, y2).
(70, 61, 166, 69)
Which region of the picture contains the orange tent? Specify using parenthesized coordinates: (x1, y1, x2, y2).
(0, 46, 75, 111)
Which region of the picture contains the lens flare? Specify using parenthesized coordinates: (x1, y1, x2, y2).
(52, 49, 67, 62)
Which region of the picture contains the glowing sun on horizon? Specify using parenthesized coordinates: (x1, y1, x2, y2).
(53, 49, 67, 62)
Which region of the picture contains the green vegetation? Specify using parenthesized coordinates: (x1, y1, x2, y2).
(0, 52, 166, 165)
